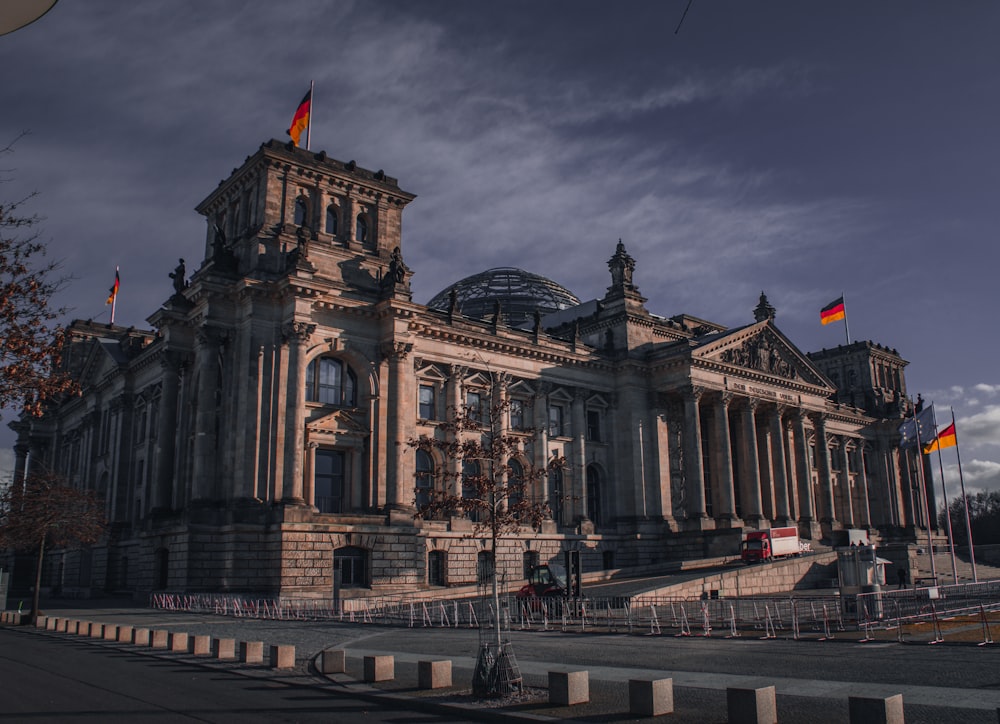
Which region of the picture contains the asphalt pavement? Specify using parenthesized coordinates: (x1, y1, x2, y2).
(5, 599, 1000, 723)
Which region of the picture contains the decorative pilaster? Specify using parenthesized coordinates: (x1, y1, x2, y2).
(382, 341, 414, 514)
(192, 326, 226, 503)
(280, 321, 314, 504)
(839, 438, 855, 528)
(792, 409, 819, 538)
(571, 388, 588, 522)
(855, 443, 872, 528)
(151, 352, 183, 511)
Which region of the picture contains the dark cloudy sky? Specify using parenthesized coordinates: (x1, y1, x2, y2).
(2, 1, 998, 498)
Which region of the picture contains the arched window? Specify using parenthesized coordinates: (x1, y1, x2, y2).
(523, 550, 539, 579)
(325, 205, 339, 235)
(356, 214, 368, 243)
(548, 468, 563, 526)
(334, 546, 368, 588)
(294, 196, 308, 226)
(586, 464, 602, 526)
(306, 357, 357, 407)
(462, 460, 482, 522)
(507, 458, 524, 516)
(415, 449, 434, 510)
(428, 550, 446, 587)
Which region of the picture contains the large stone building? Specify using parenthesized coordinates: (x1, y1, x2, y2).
(8, 140, 936, 599)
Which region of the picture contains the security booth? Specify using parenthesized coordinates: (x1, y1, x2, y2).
(838, 545, 889, 619)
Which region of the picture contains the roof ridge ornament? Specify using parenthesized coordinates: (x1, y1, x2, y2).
(754, 291, 776, 322)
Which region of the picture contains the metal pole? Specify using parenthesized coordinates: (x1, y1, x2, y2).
(951, 408, 978, 583)
(306, 79, 314, 151)
(912, 411, 937, 583)
(841, 292, 851, 345)
(930, 410, 958, 584)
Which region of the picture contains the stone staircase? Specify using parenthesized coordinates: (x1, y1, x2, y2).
(911, 550, 1000, 586)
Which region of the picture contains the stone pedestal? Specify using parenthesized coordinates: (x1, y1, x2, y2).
(364, 655, 394, 682)
(629, 678, 674, 717)
(849, 694, 904, 724)
(727, 686, 777, 724)
(418, 660, 452, 689)
(319, 649, 345, 674)
(549, 670, 589, 706)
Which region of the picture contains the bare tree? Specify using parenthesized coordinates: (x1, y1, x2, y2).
(0, 134, 75, 420)
(0, 471, 106, 623)
(410, 374, 563, 697)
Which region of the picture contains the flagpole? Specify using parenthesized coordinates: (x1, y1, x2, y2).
(928, 408, 958, 584)
(951, 407, 978, 582)
(841, 292, 851, 345)
(306, 79, 314, 151)
(110, 265, 118, 325)
(911, 403, 937, 584)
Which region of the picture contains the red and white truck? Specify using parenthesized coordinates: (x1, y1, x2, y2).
(741, 527, 801, 563)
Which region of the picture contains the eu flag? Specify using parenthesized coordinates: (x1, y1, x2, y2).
(898, 404, 935, 449)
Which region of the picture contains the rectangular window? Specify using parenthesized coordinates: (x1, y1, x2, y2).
(586, 409, 601, 442)
(315, 449, 346, 513)
(419, 384, 435, 420)
(509, 399, 524, 431)
(466, 391, 483, 425)
(548, 404, 564, 437)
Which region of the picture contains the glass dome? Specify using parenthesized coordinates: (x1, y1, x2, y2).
(427, 267, 581, 329)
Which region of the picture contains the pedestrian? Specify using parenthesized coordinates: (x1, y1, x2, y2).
(897, 568, 907, 589)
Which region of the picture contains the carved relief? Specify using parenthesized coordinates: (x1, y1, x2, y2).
(718, 331, 797, 380)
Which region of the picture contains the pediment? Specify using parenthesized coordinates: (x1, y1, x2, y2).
(415, 362, 449, 382)
(77, 338, 127, 388)
(307, 408, 369, 435)
(508, 380, 536, 398)
(697, 322, 829, 387)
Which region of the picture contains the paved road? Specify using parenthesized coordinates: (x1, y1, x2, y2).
(23, 601, 1000, 723)
(0, 627, 469, 723)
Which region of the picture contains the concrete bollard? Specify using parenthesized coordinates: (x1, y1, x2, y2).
(78, 621, 92, 636)
(104, 625, 120, 641)
(849, 694, 904, 724)
(549, 670, 590, 706)
(66, 620, 79, 634)
(191, 635, 212, 656)
(150, 629, 169, 648)
(117, 625, 134, 643)
(35, 615, 48, 629)
(213, 638, 236, 660)
(59, 618, 70, 633)
(418, 660, 452, 690)
(629, 678, 674, 717)
(270, 644, 296, 670)
(168, 632, 189, 652)
(319, 649, 346, 674)
(133, 628, 151, 646)
(728, 686, 777, 724)
(46, 617, 58, 631)
(240, 641, 264, 664)
(90, 623, 105, 639)
(363, 655, 395, 682)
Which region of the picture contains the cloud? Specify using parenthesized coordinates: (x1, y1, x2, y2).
(956, 459, 1000, 496)
(957, 405, 1000, 448)
(973, 383, 1000, 397)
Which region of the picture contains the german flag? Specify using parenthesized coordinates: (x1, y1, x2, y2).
(923, 421, 957, 454)
(106, 268, 120, 305)
(286, 89, 311, 147)
(820, 296, 845, 325)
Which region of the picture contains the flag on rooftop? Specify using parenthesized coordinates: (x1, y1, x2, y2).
(898, 404, 935, 449)
(286, 88, 312, 148)
(923, 421, 957, 454)
(105, 267, 119, 305)
(820, 296, 845, 325)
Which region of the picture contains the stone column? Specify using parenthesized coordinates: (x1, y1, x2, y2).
(280, 322, 314, 505)
(839, 438, 855, 528)
(152, 352, 181, 510)
(533, 386, 551, 515)
(447, 365, 467, 498)
(682, 386, 711, 530)
(712, 393, 740, 527)
(855, 444, 872, 528)
(571, 388, 588, 521)
(654, 401, 677, 529)
(792, 410, 818, 537)
(811, 414, 837, 530)
(769, 406, 791, 524)
(191, 327, 223, 503)
(382, 341, 413, 513)
(304, 441, 319, 508)
(740, 400, 764, 527)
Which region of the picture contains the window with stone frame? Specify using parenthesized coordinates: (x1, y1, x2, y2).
(548, 403, 565, 437)
(306, 357, 357, 407)
(586, 408, 602, 442)
(418, 384, 436, 420)
(315, 449, 346, 513)
(476, 550, 495, 585)
(509, 398, 526, 431)
(335, 546, 368, 588)
(134, 399, 147, 445)
(294, 195, 308, 226)
(465, 390, 484, 426)
(428, 550, 446, 587)
(523, 550, 540, 579)
(415, 448, 434, 510)
(325, 204, 339, 236)
(356, 214, 369, 243)
(586, 463, 602, 526)
(462, 459, 482, 522)
(548, 467, 564, 525)
(507, 458, 524, 516)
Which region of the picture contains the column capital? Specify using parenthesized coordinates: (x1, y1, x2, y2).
(282, 321, 315, 345)
(379, 340, 413, 362)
